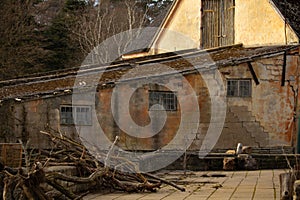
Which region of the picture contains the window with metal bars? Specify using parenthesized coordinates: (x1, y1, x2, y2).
(227, 79, 251, 97)
(149, 91, 177, 111)
(60, 105, 92, 125)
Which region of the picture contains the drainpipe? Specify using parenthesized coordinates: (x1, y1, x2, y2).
(297, 113, 300, 154)
(296, 53, 300, 154)
(288, 58, 299, 153)
(288, 82, 297, 151)
(297, 90, 300, 153)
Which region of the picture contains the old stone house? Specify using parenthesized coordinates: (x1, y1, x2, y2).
(0, 0, 300, 154)
(0, 45, 299, 152)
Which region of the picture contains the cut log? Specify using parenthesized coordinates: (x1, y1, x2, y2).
(223, 157, 236, 171)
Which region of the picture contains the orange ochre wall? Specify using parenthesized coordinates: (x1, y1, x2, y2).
(94, 53, 299, 151)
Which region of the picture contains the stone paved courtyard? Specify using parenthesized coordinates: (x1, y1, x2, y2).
(84, 169, 287, 200)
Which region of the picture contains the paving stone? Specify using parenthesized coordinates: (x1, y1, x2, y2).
(185, 194, 214, 200)
(193, 188, 215, 196)
(83, 169, 287, 200)
(221, 177, 244, 188)
(209, 190, 233, 199)
(231, 188, 255, 198)
(231, 171, 247, 177)
(252, 198, 275, 200)
(256, 181, 275, 189)
(161, 191, 192, 200)
(139, 192, 171, 200)
(253, 189, 275, 199)
(239, 178, 258, 187)
(117, 194, 147, 200)
(84, 193, 125, 200)
(245, 170, 260, 176)
(274, 189, 281, 200)
(84, 193, 102, 200)
(208, 197, 231, 200)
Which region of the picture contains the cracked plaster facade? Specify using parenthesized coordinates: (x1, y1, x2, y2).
(0, 49, 299, 150)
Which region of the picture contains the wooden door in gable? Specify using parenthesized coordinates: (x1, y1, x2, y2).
(201, 0, 235, 49)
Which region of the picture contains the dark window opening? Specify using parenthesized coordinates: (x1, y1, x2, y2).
(149, 91, 177, 111)
(227, 79, 251, 97)
(60, 105, 92, 125)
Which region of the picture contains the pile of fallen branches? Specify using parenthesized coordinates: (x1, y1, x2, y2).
(0, 130, 185, 199)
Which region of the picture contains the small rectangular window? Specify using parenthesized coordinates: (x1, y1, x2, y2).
(60, 105, 92, 125)
(227, 79, 251, 97)
(60, 106, 73, 124)
(149, 91, 177, 111)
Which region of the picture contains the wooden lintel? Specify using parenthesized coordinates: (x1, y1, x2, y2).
(247, 62, 259, 85)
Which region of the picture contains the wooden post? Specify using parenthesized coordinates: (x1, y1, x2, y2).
(294, 180, 300, 200)
(279, 172, 295, 200)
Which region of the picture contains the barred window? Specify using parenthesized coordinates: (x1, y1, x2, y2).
(149, 91, 177, 111)
(227, 79, 251, 97)
(60, 105, 92, 125)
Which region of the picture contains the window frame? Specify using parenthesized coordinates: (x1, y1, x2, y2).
(60, 105, 92, 126)
(227, 79, 252, 97)
(148, 90, 178, 111)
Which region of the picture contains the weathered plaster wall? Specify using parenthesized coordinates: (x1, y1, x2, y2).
(1, 54, 298, 150)
(0, 96, 81, 149)
(151, 0, 201, 54)
(251, 54, 299, 146)
(93, 60, 294, 151)
(220, 54, 300, 147)
(97, 78, 186, 151)
(235, 0, 299, 46)
(190, 71, 269, 150)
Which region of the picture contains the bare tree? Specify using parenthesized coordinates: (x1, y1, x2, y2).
(70, 0, 150, 65)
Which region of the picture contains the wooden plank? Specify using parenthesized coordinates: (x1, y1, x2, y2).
(224, 0, 235, 45)
(201, 0, 234, 48)
(220, 0, 225, 46)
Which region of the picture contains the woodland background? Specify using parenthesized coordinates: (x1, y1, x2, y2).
(0, 0, 172, 80)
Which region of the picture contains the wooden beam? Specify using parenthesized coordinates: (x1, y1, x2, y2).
(247, 62, 259, 85)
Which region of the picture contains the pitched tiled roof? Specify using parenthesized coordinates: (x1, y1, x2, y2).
(0, 44, 298, 101)
(272, 0, 300, 38)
